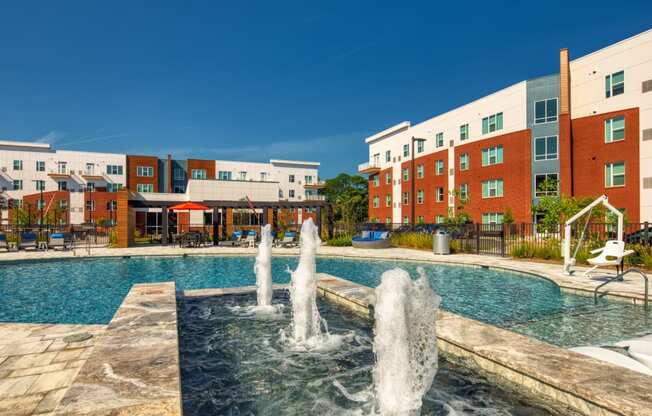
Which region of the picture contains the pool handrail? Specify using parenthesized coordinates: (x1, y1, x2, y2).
(594, 268, 648, 310)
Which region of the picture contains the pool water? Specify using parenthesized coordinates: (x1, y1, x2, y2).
(178, 292, 559, 416)
(0, 255, 650, 347)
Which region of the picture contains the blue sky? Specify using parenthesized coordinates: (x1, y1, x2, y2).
(1, 1, 650, 178)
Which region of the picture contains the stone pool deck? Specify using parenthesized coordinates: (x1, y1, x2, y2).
(316, 273, 652, 416)
(0, 324, 104, 416)
(0, 245, 649, 304)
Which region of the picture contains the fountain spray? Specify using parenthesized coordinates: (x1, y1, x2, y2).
(254, 224, 273, 307)
(373, 268, 440, 415)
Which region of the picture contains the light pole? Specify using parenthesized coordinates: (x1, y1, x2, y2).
(411, 136, 426, 226)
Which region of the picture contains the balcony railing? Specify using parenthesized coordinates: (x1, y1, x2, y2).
(358, 161, 381, 174)
(304, 194, 326, 201)
(304, 180, 326, 189)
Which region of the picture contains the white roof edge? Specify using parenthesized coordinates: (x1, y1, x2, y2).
(570, 27, 652, 64)
(365, 121, 411, 144)
(269, 159, 320, 167)
(0, 140, 51, 149)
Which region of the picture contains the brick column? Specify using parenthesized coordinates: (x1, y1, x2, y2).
(559, 48, 573, 196)
(116, 189, 133, 248)
(225, 207, 234, 237)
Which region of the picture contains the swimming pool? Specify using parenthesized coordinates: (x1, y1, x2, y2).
(1, 255, 650, 347)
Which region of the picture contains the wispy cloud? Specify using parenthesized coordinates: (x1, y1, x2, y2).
(57, 133, 131, 147)
(35, 130, 66, 144)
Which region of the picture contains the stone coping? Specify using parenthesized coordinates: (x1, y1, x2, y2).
(316, 273, 652, 416)
(54, 282, 182, 416)
(0, 245, 648, 305)
(0, 323, 105, 416)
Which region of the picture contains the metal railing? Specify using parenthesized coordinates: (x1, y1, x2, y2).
(594, 269, 648, 310)
(0, 224, 114, 249)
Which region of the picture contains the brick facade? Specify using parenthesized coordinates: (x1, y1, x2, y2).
(400, 150, 448, 223)
(368, 168, 393, 222)
(22, 191, 71, 224)
(570, 108, 640, 222)
(454, 129, 532, 223)
(187, 159, 215, 181)
(126, 155, 159, 192)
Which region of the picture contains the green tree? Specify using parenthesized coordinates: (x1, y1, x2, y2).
(322, 173, 368, 231)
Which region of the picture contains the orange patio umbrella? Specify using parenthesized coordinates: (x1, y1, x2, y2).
(168, 202, 210, 232)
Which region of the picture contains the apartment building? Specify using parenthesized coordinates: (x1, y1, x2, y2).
(361, 29, 652, 224)
(0, 141, 323, 231)
(0, 140, 126, 225)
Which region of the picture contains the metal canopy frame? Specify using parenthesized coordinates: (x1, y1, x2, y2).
(562, 194, 623, 275)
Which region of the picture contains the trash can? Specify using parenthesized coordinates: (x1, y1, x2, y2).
(433, 230, 451, 255)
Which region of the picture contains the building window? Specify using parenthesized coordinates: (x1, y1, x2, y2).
(106, 200, 117, 211)
(482, 145, 503, 166)
(402, 192, 409, 205)
(304, 175, 312, 184)
(385, 150, 391, 162)
(85, 200, 96, 212)
(191, 169, 207, 180)
(385, 194, 391, 207)
(535, 173, 559, 197)
(36, 161, 45, 172)
(57, 181, 67, 191)
(416, 190, 424, 204)
(373, 175, 380, 187)
(460, 183, 469, 201)
(417, 215, 425, 224)
(137, 183, 154, 193)
(385, 217, 392, 224)
(58, 200, 68, 210)
(605, 70, 624, 98)
(482, 112, 503, 134)
(85, 163, 95, 175)
(86, 182, 95, 191)
(289, 189, 295, 198)
(604, 116, 625, 143)
(460, 124, 469, 141)
(436, 132, 444, 148)
(173, 168, 185, 180)
(239, 171, 247, 180)
(57, 162, 67, 174)
(373, 196, 380, 208)
(417, 140, 425, 153)
(436, 215, 445, 224)
(37, 200, 46, 210)
(482, 213, 504, 225)
(403, 144, 409, 157)
(402, 168, 409, 181)
(287, 174, 295, 183)
(13, 180, 22, 190)
(107, 183, 123, 192)
(278, 189, 284, 198)
(435, 187, 444, 202)
(482, 179, 504, 198)
(35, 180, 45, 191)
(435, 160, 444, 175)
(384, 172, 391, 185)
(107, 165, 124, 175)
(260, 172, 268, 181)
(218, 171, 232, 180)
(534, 136, 558, 161)
(403, 216, 409, 224)
(534, 98, 558, 124)
(137, 166, 154, 177)
(459, 153, 469, 171)
(605, 162, 625, 187)
(416, 164, 424, 179)
(13, 160, 23, 171)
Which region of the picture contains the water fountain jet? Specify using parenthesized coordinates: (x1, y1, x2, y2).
(373, 267, 440, 415)
(255, 224, 273, 307)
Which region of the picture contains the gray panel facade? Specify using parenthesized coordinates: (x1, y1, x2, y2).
(526, 74, 560, 209)
(171, 160, 187, 193)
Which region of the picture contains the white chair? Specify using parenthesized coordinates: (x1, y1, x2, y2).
(585, 240, 634, 277)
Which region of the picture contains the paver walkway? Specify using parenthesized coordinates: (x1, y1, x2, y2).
(0, 324, 104, 416)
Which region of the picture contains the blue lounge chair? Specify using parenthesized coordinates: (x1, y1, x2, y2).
(49, 233, 72, 250)
(0, 234, 8, 252)
(278, 231, 297, 248)
(352, 230, 390, 249)
(19, 232, 37, 250)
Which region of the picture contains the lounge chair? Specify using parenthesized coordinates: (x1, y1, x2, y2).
(278, 231, 297, 248)
(48, 233, 72, 251)
(244, 230, 257, 248)
(352, 230, 390, 249)
(585, 240, 635, 277)
(0, 234, 8, 251)
(19, 232, 37, 251)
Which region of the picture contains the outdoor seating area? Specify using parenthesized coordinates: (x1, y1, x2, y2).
(352, 230, 390, 249)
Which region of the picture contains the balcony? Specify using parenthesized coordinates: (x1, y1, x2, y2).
(48, 169, 72, 178)
(303, 180, 326, 190)
(305, 194, 326, 201)
(80, 170, 104, 180)
(357, 161, 381, 175)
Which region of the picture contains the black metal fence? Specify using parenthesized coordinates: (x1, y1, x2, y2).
(353, 222, 652, 258)
(0, 224, 115, 249)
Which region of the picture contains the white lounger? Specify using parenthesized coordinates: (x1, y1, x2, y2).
(585, 240, 634, 277)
